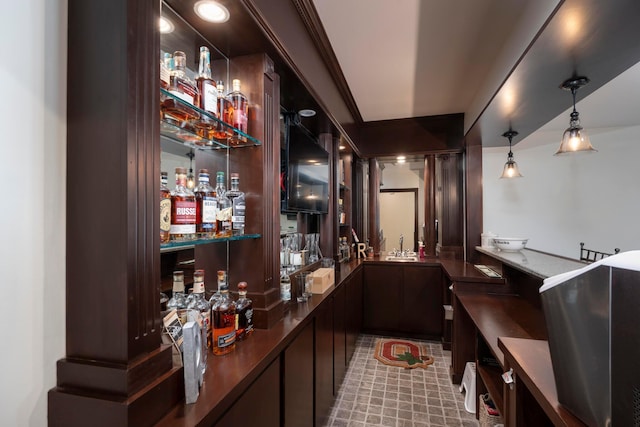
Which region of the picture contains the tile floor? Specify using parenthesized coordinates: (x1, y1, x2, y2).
(324, 334, 479, 427)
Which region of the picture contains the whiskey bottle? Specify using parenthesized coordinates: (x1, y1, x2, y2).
(167, 270, 187, 322)
(193, 47, 217, 140)
(227, 79, 249, 143)
(214, 80, 234, 140)
(170, 167, 196, 241)
(160, 171, 171, 243)
(234, 282, 253, 341)
(169, 51, 199, 106)
(187, 269, 211, 349)
(215, 171, 232, 237)
(225, 173, 245, 235)
(196, 47, 217, 116)
(211, 280, 236, 355)
(208, 269, 226, 308)
(194, 169, 217, 238)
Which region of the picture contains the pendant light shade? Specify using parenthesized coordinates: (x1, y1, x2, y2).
(555, 76, 597, 155)
(500, 130, 523, 179)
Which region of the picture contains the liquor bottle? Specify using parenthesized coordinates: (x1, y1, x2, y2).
(215, 171, 232, 237)
(211, 279, 236, 355)
(196, 47, 217, 116)
(170, 167, 196, 241)
(208, 269, 226, 308)
(225, 173, 245, 235)
(167, 270, 187, 323)
(187, 269, 211, 349)
(160, 52, 171, 89)
(227, 79, 249, 143)
(214, 80, 234, 140)
(160, 171, 171, 243)
(234, 282, 253, 341)
(280, 268, 291, 302)
(194, 169, 217, 238)
(169, 51, 199, 106)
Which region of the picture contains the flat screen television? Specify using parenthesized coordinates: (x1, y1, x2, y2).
(284, 124, 329, 213)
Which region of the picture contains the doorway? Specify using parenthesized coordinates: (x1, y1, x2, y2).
(379, 189, 418, 252)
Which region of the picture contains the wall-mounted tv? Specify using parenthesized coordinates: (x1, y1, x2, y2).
(284, 123, 329, 214)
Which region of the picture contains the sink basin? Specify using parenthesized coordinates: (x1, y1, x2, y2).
(384, 256, 419, 262)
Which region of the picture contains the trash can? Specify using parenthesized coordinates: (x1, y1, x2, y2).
(540, 251, 640, 427)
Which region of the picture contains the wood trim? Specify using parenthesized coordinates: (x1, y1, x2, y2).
(425, 155, 436, 257)
(291, 0, 363, 124)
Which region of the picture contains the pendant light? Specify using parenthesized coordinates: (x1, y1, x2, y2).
(555, 76, 597, 155)
(186, 150, 196, 190)
(500, 130, 523, 179)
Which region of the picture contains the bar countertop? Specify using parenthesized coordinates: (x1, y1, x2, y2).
(476, 246, 586, 280)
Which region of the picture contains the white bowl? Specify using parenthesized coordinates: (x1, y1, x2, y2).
(493, 237, 528, 252)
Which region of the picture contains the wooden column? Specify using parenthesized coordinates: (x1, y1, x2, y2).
(49, 1, 183, 426)
(424, 154, 437, 256)
(368, 158, 380, 255)
(465, 127, 483, 263)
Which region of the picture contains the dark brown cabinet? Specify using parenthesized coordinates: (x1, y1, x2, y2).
(363, 264, 443, 339)
(214, 358, 280, 427)
(363, 264, 403, 333)
(346, 267, 363, 363)
(333, 284, 347, 392)
(284, 322, 314, 427)
(314, 298, 334, 427)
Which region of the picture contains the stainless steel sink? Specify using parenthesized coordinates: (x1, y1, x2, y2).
(384, 256, 418, 262)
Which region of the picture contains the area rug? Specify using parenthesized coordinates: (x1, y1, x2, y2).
(374, 338, 434, 369)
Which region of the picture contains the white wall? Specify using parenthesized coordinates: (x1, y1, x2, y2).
(0, 1, 67, 425)
(483, 126, 640, 259)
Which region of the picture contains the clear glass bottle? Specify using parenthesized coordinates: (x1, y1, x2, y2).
(234, 282, 253, 341)
(160, 52, 171, 90)
(280, 268, 291, 302)
(170, 167, 196, 241)
(194, 169, 217, 238)
(160, 171, 171, 243)
(167, 271, 188, 323)
(169, 50, 199, 106)
(211, 280, 236, 355)
(215, 171, 232, 237)
(225, 173, 245, 235)
(227, 78, 249, 143)
(187, 269, 211, 349)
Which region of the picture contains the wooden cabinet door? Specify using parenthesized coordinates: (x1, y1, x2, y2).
(314, 299, 333, 427)
(284, 322, 314, 427)
(401, 266, 443, 338)
(363, 264, 402, 333)
(346, 268, 363, 363)
(214, 357, 280, 427)
(333, 284, 347, 394)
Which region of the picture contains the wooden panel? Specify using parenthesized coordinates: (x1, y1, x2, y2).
(214, 357, 280, 427)
(284, 322, 314, 427)
(333, 284, 347, 392)
(464, 131, 483, 263)
(345, 268, 363, 363)
(401, 266, 443, 339)
(368, 159, 381, 255)
(315, 299, 334, 427)
(363, 264, 402, 333)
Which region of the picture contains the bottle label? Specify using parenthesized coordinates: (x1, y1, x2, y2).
(216, 329, 236, 348)
(174, 200, 196, 224)
(160, 199, 171, 232)
(160, 65, 170, 87)
(169, 78, 197, 105)
(202, 81, 218, 115)
(232, 203, 245, 230)
(202, 197, 217, 223)
(170, 223, 195, 234)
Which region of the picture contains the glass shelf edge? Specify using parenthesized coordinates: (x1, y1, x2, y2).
(161, 233, 261, 252)
(160, 88, 262, 147)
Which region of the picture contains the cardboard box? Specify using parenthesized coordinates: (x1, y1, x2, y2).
(310, 268, 335, 294)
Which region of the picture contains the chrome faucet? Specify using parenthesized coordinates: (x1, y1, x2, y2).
(399, 234, 404, 254)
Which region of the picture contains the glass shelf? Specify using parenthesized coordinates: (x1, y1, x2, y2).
(160, 233, 261, 253)
(160, 88, 261, 149)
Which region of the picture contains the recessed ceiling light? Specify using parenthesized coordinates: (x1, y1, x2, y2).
(298, 109, 316, 118)
(159, 17, 174, 34)
(194, 1, 230, 23)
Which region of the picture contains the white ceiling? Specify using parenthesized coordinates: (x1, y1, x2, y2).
(312, 0, 640, 143)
